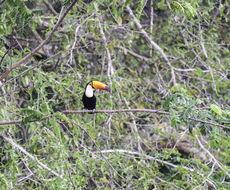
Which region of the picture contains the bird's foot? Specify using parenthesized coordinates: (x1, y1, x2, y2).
(82, 108, 96, 114)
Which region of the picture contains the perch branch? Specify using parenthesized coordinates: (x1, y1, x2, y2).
(62, 109, 168, 114)
(0, 109, 229, 130)
(0, 0, 78, 82)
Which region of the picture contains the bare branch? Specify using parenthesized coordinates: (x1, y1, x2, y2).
(195, 134, 230, 179)
(0, 0, 78, 82)
(98, 149, 195, 172)
(98, 17, 114, 77)
(62, 109, 169, 114)
(124, 2, 176, 86)
(43, 1, 58, 15)
(70, 13, 95, 66)
(1, 52, 61, 87)
(0, 133, 66, 180)
(0, 0, 6, 6)
(98, 149, 217, 188)
(189, 117, 230, 130)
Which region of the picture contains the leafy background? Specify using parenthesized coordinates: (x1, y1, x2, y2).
(0, 0, 230, 189)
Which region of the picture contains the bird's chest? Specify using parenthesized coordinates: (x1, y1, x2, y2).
(82, 94, 96, 110)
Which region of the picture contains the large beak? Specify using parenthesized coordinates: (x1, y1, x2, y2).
(92, 81, 112, 94)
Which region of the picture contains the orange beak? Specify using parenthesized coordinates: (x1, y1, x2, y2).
(92, 81, 112, 94)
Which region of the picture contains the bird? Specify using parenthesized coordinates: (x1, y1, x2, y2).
(82, 80, 112, 111)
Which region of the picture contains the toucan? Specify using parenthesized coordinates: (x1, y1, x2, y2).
(82, 81, 112, 111)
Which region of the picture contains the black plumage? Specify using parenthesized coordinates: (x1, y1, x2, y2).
(82, 93, 96, 110)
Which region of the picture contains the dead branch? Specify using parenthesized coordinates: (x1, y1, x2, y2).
(124, 2, 176, 86)
(98, 149, 194, 172)
(195, 134, 230, 179)
(98, 17, 114, 77)
(189, 117, 230, 130)
(0, 133, 66, 180)
(43, 1, 58, 15)
(0, 0, 6, 6)
(0, 0, 78, 82)
(98, 149, 217, 188)
(1, 52, 61, 87)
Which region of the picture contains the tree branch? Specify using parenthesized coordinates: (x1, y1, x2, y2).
(98, 149, 195, 171)
(124, 2, 176, 86)
(0, 109, 229, 130)
(1, 52, 61, 87)
(0, 133, 66, 180)
(189, 117, 230, 130)
(0, 0, 6, 6)
(98, 149, 217, 188)
(195, 134, 230, 179)
(62, 108, 169, 114)
(0, 0, 78, 82)
(98, 17, 114, 77)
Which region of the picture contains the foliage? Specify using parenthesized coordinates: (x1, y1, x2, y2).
(0, 0, 230, 189)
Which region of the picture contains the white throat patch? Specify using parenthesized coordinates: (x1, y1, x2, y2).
(85, 85, 94, 98)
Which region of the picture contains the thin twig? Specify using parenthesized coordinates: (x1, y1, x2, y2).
(43, 0, 58, 15)
(71, 122, 125, 181)
(189, 117, 230, 130)
(0, 48, 11, 66)
(195, 134, 230, 179)
(0, 133, 66, 180)
(150, 0, 154, 57)
(123, 98, 142, 152)
(98, 149, 194, 172)
(118, 45, 156, 62)
(70, 13, 95, 65)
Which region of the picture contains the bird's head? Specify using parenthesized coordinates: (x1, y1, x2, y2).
(85, 80, 112, 98)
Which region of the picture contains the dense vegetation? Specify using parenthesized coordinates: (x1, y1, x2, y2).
(0, 0, 229, 189)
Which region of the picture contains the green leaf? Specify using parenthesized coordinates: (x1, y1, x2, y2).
(93, 2, 99, 12)
(40, 101, 50, 115)
(194, 67, 203, 77)
(50, 118, 61, 141)
(210, 104, 222, 116)
(54, 112, 71, 123)
(157, 0, 165, 10)
(22, 109, 44, 125)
